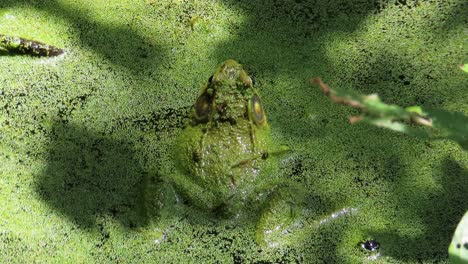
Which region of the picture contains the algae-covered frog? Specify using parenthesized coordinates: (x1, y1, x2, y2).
(168, 60, 302, 245)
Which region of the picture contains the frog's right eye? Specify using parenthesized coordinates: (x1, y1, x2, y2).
(250, 94, 265, 125)
(194, 92, 212, 123)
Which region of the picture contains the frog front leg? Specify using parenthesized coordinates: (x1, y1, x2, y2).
(255, 181, 307, 247)
(167, 170, 221, 210)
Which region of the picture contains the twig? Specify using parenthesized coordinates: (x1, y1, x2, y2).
(311, 77, 433, 127)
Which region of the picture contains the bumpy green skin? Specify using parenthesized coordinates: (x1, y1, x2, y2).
(170, 60, 281, 211)
(0, 34, 64, 57)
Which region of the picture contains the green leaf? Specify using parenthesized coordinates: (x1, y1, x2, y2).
(424, 108, 468, 150)
(449, 212, 468, 263)
(360, 117, 430, 138)
(461, 64, 468, 73)
(405, 106, 424, 115)
(313, 78, 468, 151)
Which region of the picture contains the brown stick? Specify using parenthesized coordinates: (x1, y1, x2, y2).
(311, 77, 433, 127)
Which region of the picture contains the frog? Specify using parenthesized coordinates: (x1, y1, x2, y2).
(166, 60, 304, 246)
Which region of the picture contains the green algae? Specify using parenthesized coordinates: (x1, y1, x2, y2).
(0, 0, 467, 262)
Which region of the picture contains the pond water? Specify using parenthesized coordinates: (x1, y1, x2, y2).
(0, 0, 467, 262)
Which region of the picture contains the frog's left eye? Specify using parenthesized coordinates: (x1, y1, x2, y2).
(243, 76, 253, 87)
(250, 94, 265, 125)
(194, 92, 213, 123)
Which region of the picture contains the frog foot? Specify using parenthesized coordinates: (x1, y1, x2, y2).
(255, 183, 307, 247)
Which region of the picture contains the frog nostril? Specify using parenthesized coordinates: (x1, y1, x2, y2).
(228, 117, 237, 126)
(192, 150, 201, 163)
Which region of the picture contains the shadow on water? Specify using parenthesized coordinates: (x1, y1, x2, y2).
(305, 132, 468, 262)
(209, 0, 388, 144)
(0, 49, 17, 56)
(0, 0, 165, 73)
(3, 0, 465, 260)
(212, 0, 383, 70)
(212, 0, 466, 142)
(208, 1, 398, 261)
(367, 157, 468, 262)
(214, 0, 468, 263)
(35, 122, 150, 229)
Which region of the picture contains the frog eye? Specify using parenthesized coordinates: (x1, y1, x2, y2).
(194, 92, 213, 123)
(239, 71, 253, 87)
(243, 76, 253, 87)
(250, 94, 265, 125)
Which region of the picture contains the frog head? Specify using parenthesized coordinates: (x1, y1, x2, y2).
(191, 60, 267, 128)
